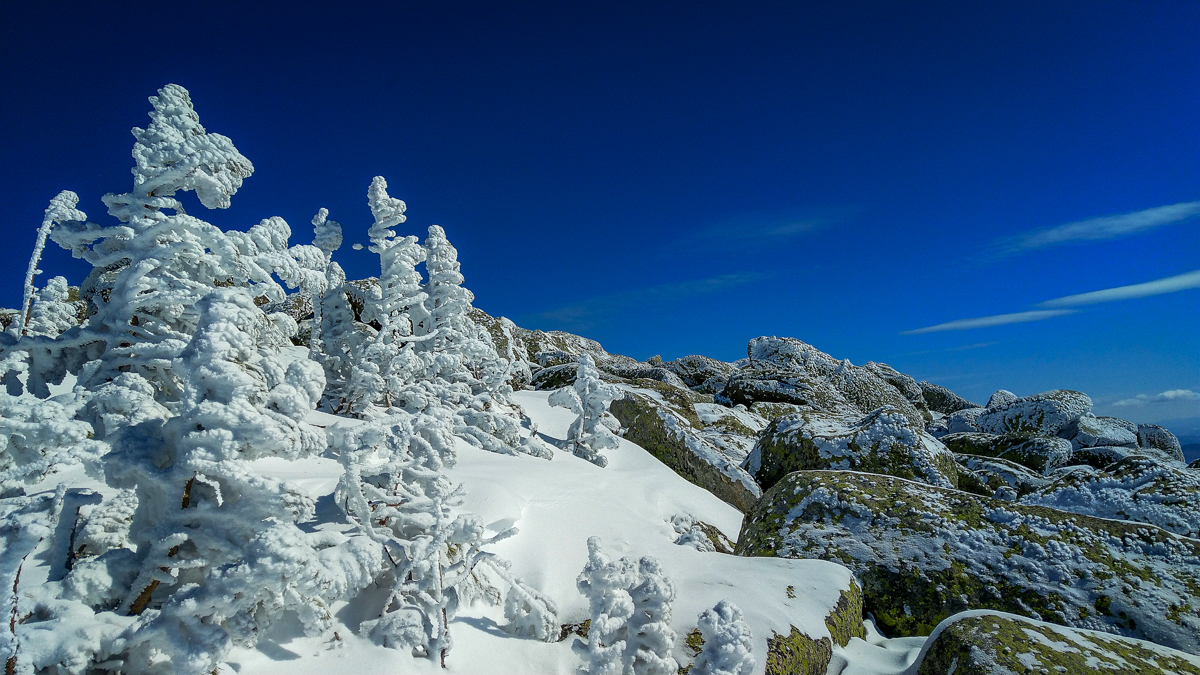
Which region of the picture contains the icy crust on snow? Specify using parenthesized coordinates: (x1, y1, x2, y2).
(1016, 457, 1200, 538)
(905, 610, 1200, 675)
(736, 470, 1200, 654)
(745, 407, 958, 492)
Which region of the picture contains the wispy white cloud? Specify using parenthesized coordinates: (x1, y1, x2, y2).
(526, 272, 769, 332)
(901, 310, 1075, 335)
(996, 201, 1199, 254)
(1039, 270, 1200, 308)
(1112, 389, 1200, 407)
(903, 270, 1199, 335)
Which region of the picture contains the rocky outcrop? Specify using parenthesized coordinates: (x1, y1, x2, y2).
(609, 387, 761, 512)
(1060, 414, 1138, 449)
(913, 611, 1200, 675)
(1138, 424, 1186, 465)
(945, 407, 985, 434)
(918, 381, 979, 415)
(764, 581, 865, 675)
(953, 453, 1052, 499)
(665, 355, 735, 388)
(745, 408, 958, 492)
(1017, 456, 1200, 538)
(940, 432, 1072, 474)
(984, 389, 1017, 409)
(863, 362, 931, 420)
(975, 389, 1092, 436)
(736, 470, 1200, 653)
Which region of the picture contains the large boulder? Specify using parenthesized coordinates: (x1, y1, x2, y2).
(665, 355, 736, 388)
(952, 453, 1052, 499)
(1067, 444, 1145, 470)
(745, 408, 959, 492)
(736, 470, 1200, 653)
(984, 389, 1017, 409)
(1137, 424, 1186, 465)
(918, 381, 980, 415)
(975, 389, 1092, 436)
(913, 611, 1200, 675)
(722, 367, 861, 418)
(1017, 456, 1200, 538)
(863, 362, 931, 420)
(945, 407, 985, 434)
(609, 387, 761, 512)
(940, 432, 1072, 474)
(742, 337, 927, 427)
(1060, 414, 1138, 449)
(692, 402, 767, 462)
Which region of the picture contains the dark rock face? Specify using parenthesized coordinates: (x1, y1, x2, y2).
(736, 470, 1200, 653)
(918, 381, 979, 415)
(745, 408, 958, 493)
(665, 355, 735, 388)
(913, 612, 1200, 675)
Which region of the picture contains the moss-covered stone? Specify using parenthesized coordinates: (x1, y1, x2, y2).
(531, 363, 579, 390)
(915, 612, 1200, 675)
(917, 381, 979, 415)
(736, 470, 1200, 653)
(610, 391, 761, 512)
(750, 401, 804, 423)
(765, 626, 832, 675)
(746, 409, 958, 492)
(824, 579, 866, 647)
(953, 453, 1051, 497)
(942, 432, 1072, 474)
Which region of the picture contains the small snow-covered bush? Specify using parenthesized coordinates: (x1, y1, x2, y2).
(690, 600, 755, 675)
(549, 354, 622, 467)
(573, 537, 678, 675)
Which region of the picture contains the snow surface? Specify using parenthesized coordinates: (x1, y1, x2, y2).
(12, 389, 926, 674)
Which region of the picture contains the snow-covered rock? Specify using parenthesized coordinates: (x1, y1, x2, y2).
(1059, 414, 1138, 449)
(1017, 456, 1200, 538)
(665, 355, 736, 389)
(917, 381, 979, 415)
(974, 389, 1092, 436)
(910, 610, 1200, 675)
(609, 384, 762, 512)
(746, 408, 959, 492)
(940, 432, 1072, 474)
(1136, 423, 1186, 465)
(737, 470, 1200, 654)
(944, 407, 985, 434)
(984, 389, 1017, 409)
(951, 453, 1052, 498)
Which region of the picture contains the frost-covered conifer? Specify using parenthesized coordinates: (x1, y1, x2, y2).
(690, 601, 755, 675)
(573, 537, 677, 674)
(20, 191, 87, 336)
(87, 289, 380, 674)
(307, 208, 343, 360)
(27, 84, 315, 402)
(549, 355, 622, 466)
(333, 411, 515, 665)
(24, 276, 83, 338)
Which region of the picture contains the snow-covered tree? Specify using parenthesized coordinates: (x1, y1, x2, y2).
(307, 208, 343, 360)
(690, 601, 755, 675)
(332, 410, 515, 665)
(24, 276, 82, 339)
(549, 355, 622, 467)
(19, 191, 87, 336)
(87, 289, 380, 673)
(574, 537, 677, 674)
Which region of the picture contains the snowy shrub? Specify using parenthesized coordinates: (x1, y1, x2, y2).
(690, 600, 755, 675)
(0, 382, 105, 490)
(501, 576, 560, 642)
(24, 276, 83, 338)
(549, 354, 622, 467)
(573, 537, 678, 675)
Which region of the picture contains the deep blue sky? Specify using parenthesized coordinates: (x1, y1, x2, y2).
(2, 1, 1197, 434)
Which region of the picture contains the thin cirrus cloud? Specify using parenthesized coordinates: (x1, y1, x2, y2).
(525, 271, 770, 332)
(994, 200, 1200, 255)
(1112, 389, 1200, 407)
(902, 270, 1200, 334)
(690, 206, 860, 246)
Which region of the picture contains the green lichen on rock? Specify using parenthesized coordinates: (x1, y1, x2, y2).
(747, 409, 958, 492)
(735, 470, 1200, 653)
(915, 612, 1200, 675)
(750, 401, 804, 423)
(975, 389, 1092, 437)
(953, 453, 1050, 497)
(823, 579, 866, 647)
(610, 391, 761, 512)
(765, 626, 832, 675)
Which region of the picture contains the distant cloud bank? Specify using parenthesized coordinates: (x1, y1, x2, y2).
(1112, 389, 1200, 407)
(997, 200, 1199, 254)
(903, 269, 1200, 335)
